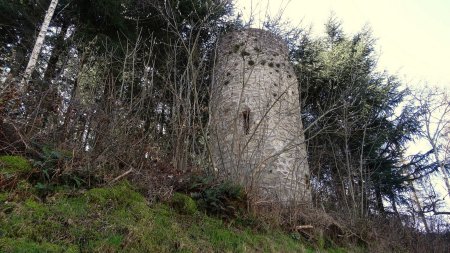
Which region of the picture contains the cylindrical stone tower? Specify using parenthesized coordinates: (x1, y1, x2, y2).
(210, 29, 311, 204)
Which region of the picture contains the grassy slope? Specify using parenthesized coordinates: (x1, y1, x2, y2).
(0, 181, 327, 253)
(0, 155, 356, 253)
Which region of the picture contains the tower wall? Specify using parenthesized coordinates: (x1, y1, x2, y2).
(210, 29, 311, 204)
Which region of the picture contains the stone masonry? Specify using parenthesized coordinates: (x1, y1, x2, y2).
(210, 29, 311, 204)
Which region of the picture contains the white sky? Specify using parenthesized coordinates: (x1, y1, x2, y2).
(234, 0, 450, 88)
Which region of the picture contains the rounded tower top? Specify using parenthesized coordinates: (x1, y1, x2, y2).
(218, 28, 289, 58)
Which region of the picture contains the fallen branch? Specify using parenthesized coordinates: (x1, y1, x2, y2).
(109, 168, 134, 185)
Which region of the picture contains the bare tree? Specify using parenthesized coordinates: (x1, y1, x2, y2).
(21, 0, 59, 89)
(414, 87, 450, 197)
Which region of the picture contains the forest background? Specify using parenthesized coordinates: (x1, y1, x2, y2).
(1, 0, 450, 251)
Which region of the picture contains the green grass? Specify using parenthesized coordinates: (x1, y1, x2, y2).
(0, 181, 310, 252)
(0, 180, 362, 252)
(0, 155, 32, 175)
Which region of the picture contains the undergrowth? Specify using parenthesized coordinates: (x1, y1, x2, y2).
(0, 155, 366, 252)
(184, 175, 246, 219)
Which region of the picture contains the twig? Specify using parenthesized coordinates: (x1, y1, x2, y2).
(109, 168, 134, 185)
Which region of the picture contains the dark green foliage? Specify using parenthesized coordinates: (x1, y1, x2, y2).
(170, 0, 230, 24)
(0, 0, 236, 178)
(186, 175, 246, 218)
(0, 0, 48, 73)
(29, 145, 89, 197)
(77, 0, 135, 38)
(293, 19, 422, 216)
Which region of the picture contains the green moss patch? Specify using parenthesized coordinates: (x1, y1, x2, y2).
(0, 181, 333, 252)
(171, 192, 197, 215)
(0, 155, 32, 175)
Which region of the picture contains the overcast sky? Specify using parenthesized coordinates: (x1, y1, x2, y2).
(234, 0, 450, 88)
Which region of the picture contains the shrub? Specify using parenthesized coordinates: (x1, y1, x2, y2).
(30, 144, 90, 196)
(186, 175, 246, 218)
(171, 192, 197, 215)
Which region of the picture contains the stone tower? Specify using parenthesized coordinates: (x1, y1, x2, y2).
(210, 29, 311, 204)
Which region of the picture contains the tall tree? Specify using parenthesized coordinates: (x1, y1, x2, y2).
(21, 0, 59, 89)
(292, 19, 422, 217)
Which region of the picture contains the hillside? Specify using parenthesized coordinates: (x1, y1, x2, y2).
(0, 156, 354, 252)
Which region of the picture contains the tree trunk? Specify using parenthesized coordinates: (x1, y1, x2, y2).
(43, 22, 69, 83)
(409, 181, 430, 233)
(374, 186, 385, 215)
(21, 0, 59, 90)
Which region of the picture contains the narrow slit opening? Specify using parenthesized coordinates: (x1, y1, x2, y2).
(242, 109, 250, 135)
